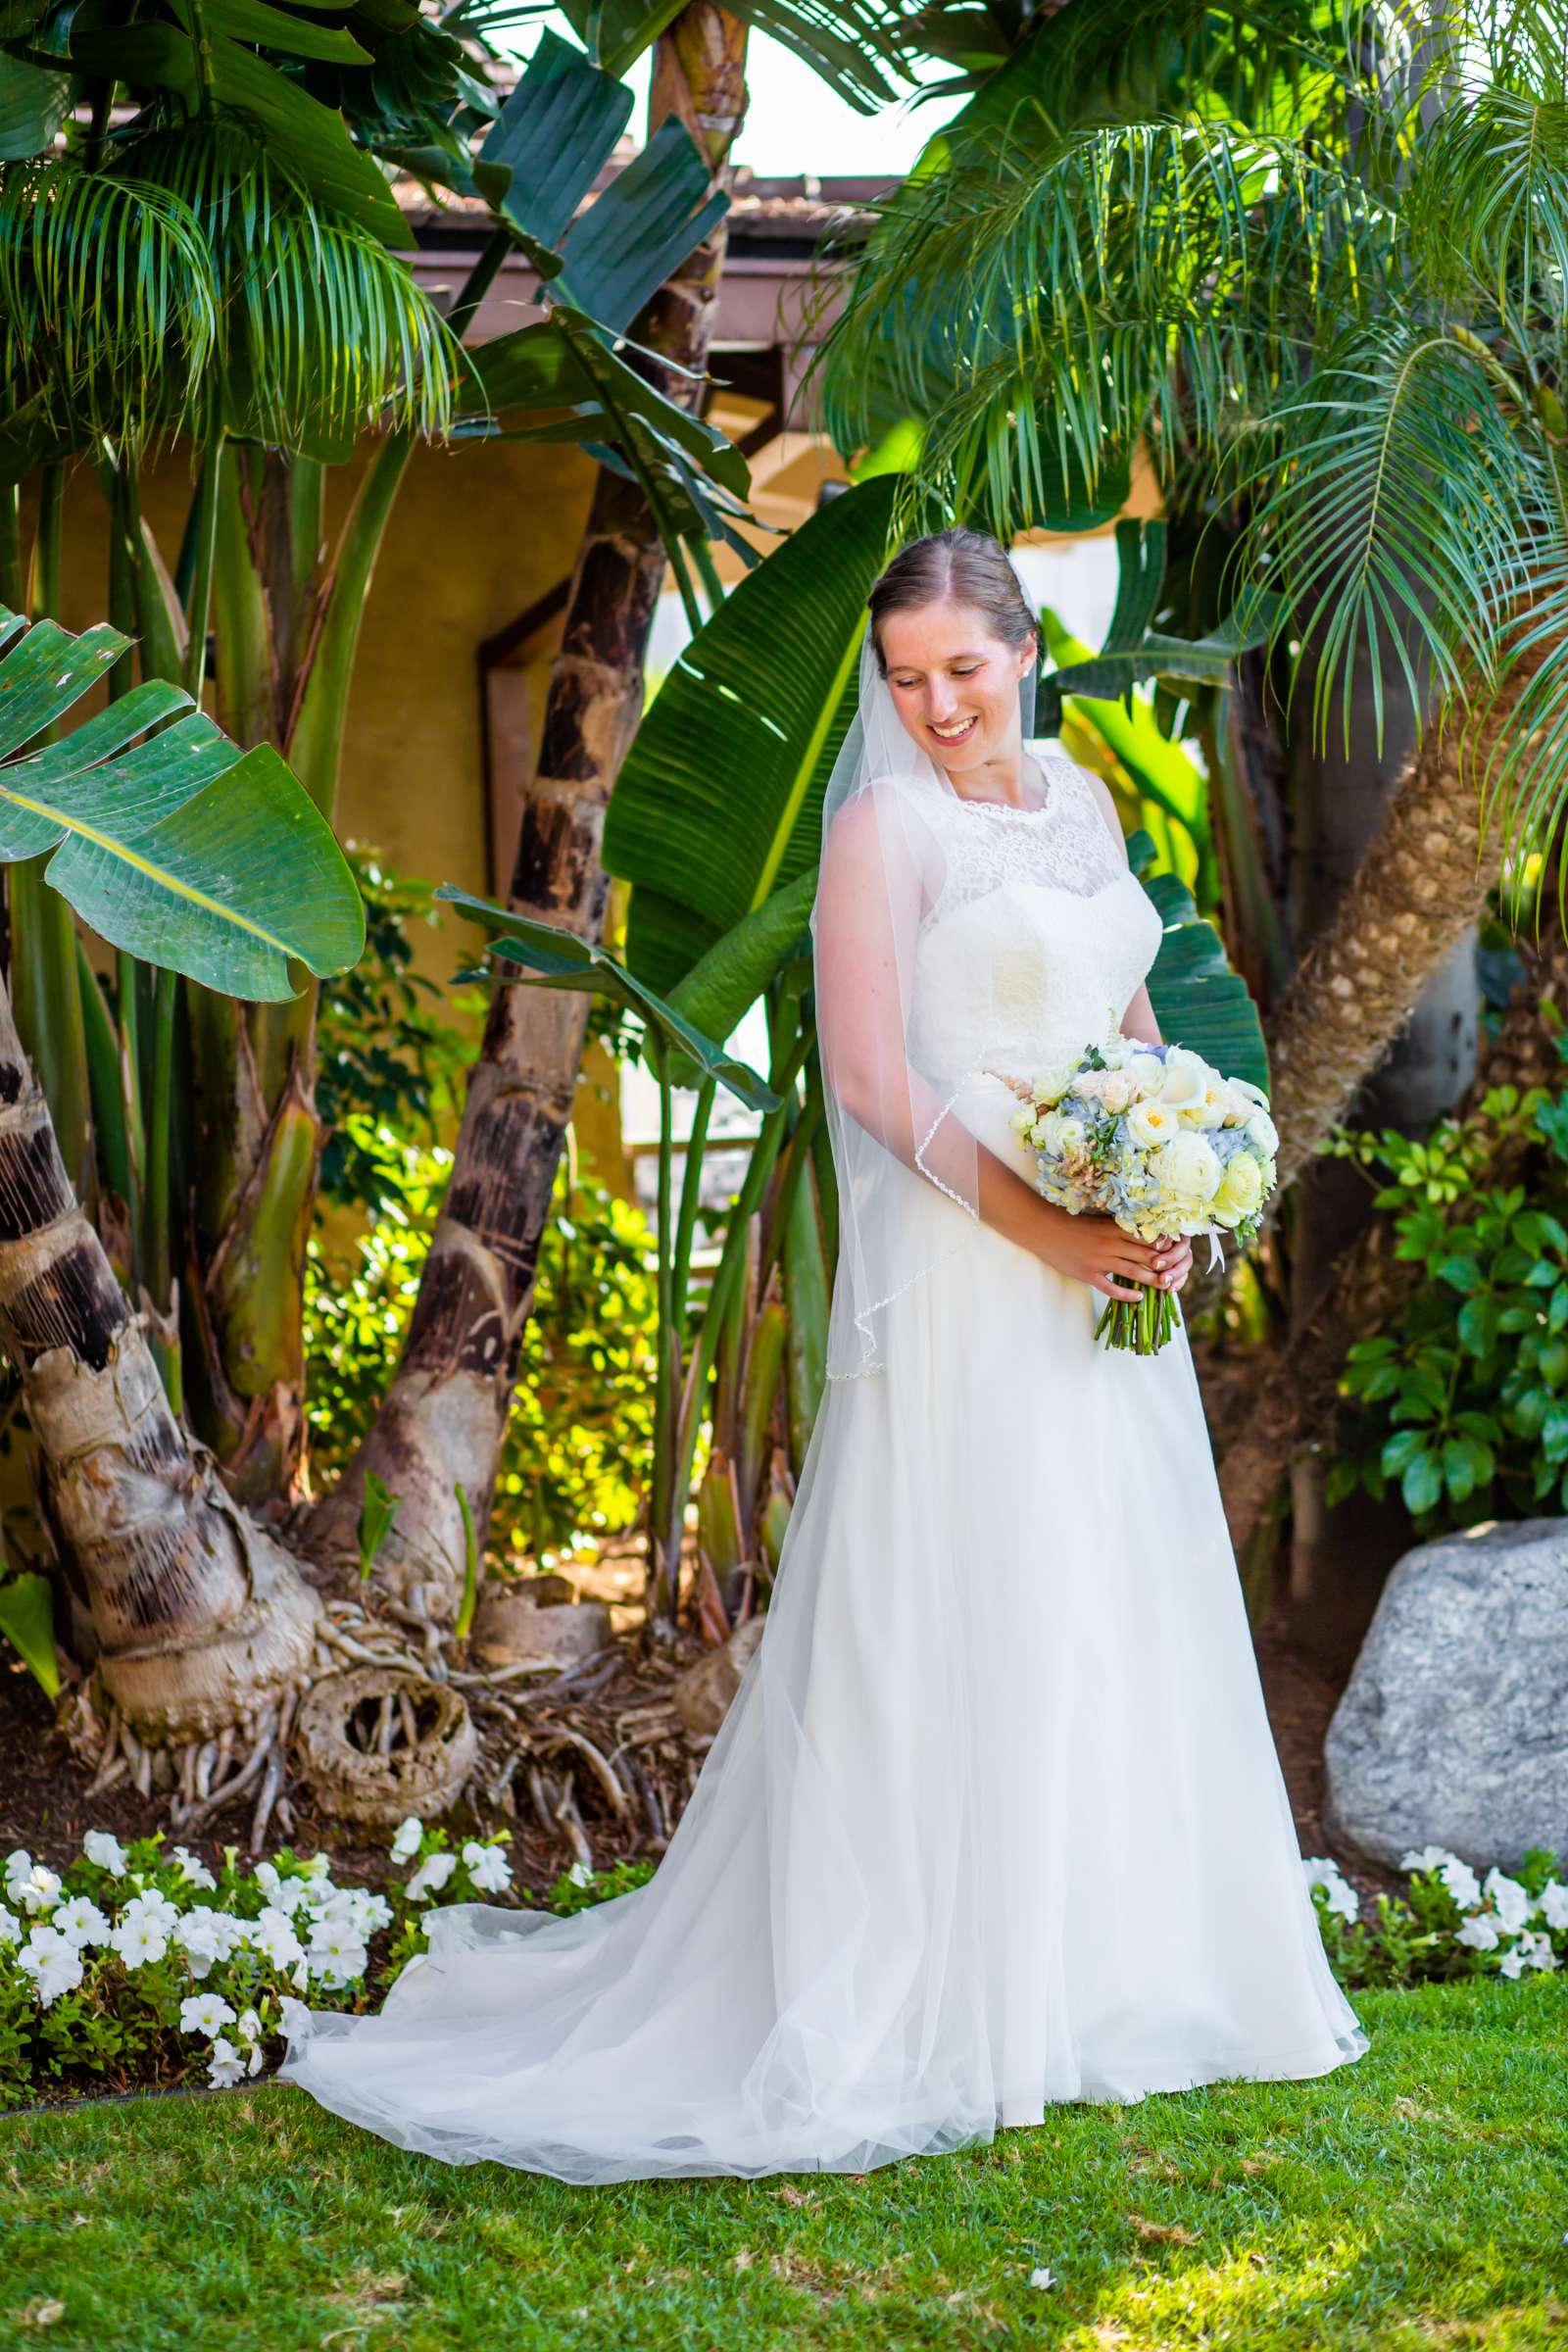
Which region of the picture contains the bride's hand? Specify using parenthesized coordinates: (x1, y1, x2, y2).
(1031, 1207, 1193, 1302)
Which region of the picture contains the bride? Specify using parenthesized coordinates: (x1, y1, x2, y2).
(279, 526, 1369, 2180)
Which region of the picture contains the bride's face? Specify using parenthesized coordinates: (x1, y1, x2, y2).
(879, 601, 1036, 774)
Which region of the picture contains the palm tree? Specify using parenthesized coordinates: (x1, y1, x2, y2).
(0, 0, 752, 1509)
(815, 0, 1568, 1195)
(310, 0, 940, 1610)
(0, 600, 363, 1741)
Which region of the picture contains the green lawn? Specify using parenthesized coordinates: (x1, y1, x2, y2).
(2, 1979, 1563, 2351)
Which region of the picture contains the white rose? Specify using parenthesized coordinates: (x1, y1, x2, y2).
(1246, 1108, 1280, 1155)
(1124, 1052, 1165, 1097)
(1040, 1112, 1088, 1157)
(1229, 1078, 1270, 1111)
(1154, 1130, 1222, 1205)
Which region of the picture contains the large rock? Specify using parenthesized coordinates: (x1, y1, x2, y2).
(1324, 1517, 1568, 1871)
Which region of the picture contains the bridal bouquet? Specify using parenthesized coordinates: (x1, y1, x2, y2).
(987, 1036, 1278, 1354)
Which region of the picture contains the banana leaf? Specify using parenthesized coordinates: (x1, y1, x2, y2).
(1127, 829, 1268, 1092)
(472, 28, 728, 337)
(436, 885, 782, 1114)
(0, 607, 365, 998)
(605, 473, 901, 996)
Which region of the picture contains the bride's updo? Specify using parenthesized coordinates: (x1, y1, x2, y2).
(867, 528, 1037, 675)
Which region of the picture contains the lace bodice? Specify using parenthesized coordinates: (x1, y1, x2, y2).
(907, 753, 1163, 1084)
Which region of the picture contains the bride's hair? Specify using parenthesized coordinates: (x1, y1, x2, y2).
(866, 527, 1037, 675)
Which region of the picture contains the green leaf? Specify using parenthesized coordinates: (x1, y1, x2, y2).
(662, 870, 817, 1088)
(1381, 1428, 1428, 1476)
(435, 887, 782, 1115)
(555, 117, 728, 335)
(0, 1571, 58, 1697)
(0, 50, 73, 160)
(605, 474, 901, 995)
(1437, 1254, 1482, 1294)
(0, 608, 365, 997)
(476, 24, 634, 251)
(1141, 869, 1269, 1093)
(1401, 1449, 1444, 1516)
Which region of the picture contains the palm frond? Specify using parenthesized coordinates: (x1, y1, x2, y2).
(0, 160, 219, 447)
(1220, 320, 1529, 758)
(137, 126, 464, 452)
(817, 117, 1396, 486)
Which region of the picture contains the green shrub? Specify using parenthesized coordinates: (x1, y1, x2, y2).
(1326, 1072, 1568, 1531)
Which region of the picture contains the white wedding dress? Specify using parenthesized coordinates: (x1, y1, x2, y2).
(278, 749, 1368, 2180)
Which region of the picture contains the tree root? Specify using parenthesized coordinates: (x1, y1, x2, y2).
(58, 1593, 711, 1868)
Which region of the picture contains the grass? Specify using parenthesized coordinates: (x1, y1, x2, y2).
(1, 1978, 1563, 2351)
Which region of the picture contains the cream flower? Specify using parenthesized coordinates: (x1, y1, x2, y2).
(1154, 1130, 1222, 1204)
(1150, 1049, 1208, 1115)
(1213, 1152, 1264, 1223)
(1127, 1100, 1181, 1150)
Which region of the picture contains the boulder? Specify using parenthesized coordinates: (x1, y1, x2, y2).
(673, 1616, 765, 1741)
(1324, 1517, 1568, 1871)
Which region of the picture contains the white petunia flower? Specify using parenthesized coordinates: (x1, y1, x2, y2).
(179, 1992, 237, 2036)
(208, 2035, 248, 2088)
(1499, 1941, 1529, 1980)
(404, 1852, 459, 1901)
(122, 1889, 179, 1936)
(247, 1907, 305, 1970)
(1483, 1870, 1535, 1935)
(317, 1886, 391, 1938)
(300, 1853, 333, 1883)
(1538, 1881, 1568, 1932)
(52, 1898, 111, 1950)
(111, 1916, 170, 1969)
(1514, 1930, 1559, 1973)
(253, 1862, 283, 1902)
(389, 1816, 424, 1865)
(1303, 1859, 1359, 1922)
(462, 1841, 513, 1894)
(82, 1831, 129, 1876)
(234, 2008, 263, 2044)
(306, 1920, 368, 1984)
(18, 1927, 84, 2006)
(1439, 1859, 1483, 1912)
(0, 1906, 23, 1944)
(10, 1860, 62, 1915)
(277, 1995, 313, 2040)
(566, 1859, 594, 1887)
(172, 1847, 218, 1891)
(1456, 1914, 1501, 1951)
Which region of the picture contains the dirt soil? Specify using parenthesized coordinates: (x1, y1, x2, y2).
(0, 1598, 1401, 1910)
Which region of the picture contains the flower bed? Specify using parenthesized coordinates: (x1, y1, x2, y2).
(1305, 1847, 1567, 1984)
(1, 1823, 1560, 2108)
(1, 1820, 652, 2108)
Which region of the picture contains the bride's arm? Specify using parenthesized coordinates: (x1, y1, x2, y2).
(815, 793, 1175, 1302)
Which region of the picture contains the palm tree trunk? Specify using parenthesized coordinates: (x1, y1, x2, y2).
(1267, 710, 1506, 1192)
(1219, 863, 1568, 1561)
(309, 5, 749, 1614)
(0, 966, 320, 1738)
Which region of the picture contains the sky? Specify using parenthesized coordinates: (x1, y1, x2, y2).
(519, 15, 966, 177)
